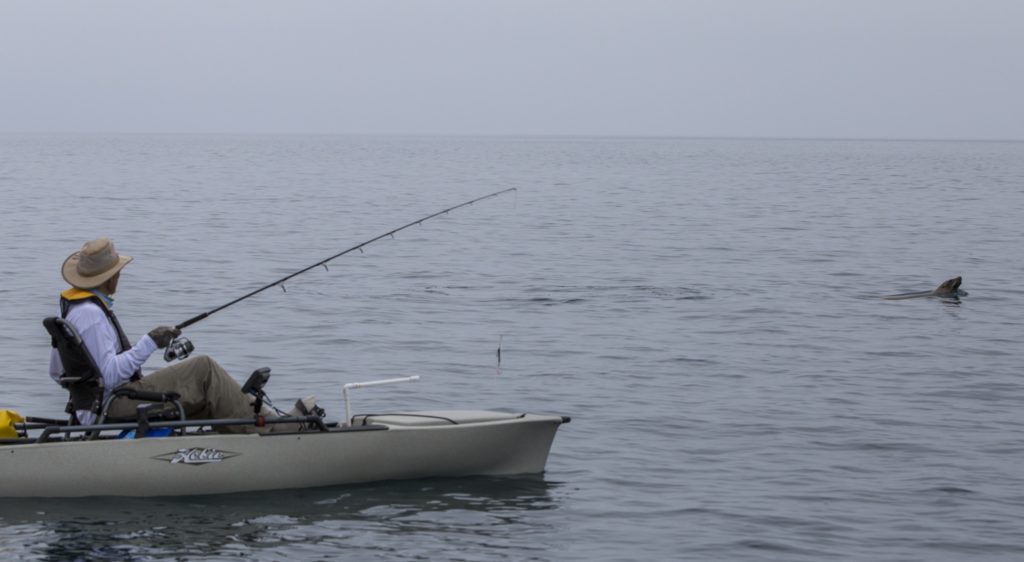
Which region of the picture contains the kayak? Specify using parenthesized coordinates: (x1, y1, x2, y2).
(0, 378, 569, 498)
(1, 410, 568, 498)
(9, 192, 571, 498)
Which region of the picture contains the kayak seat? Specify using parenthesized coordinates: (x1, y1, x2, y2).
(43, 317, 186, 429)
(97, 388, 186, 425)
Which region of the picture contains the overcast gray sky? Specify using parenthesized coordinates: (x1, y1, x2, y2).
(1, 1, 1021, 139)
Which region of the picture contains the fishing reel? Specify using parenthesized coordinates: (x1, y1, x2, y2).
(164, 336, 195, 362)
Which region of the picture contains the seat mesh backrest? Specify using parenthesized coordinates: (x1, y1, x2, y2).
(43, 317, 103, 386)
(44, 317, 107, 416)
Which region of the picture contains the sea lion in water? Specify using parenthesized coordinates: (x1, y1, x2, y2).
(882, 276, 967, 300)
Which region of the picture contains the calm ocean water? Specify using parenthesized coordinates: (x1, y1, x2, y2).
(1, 134, 1023, 561)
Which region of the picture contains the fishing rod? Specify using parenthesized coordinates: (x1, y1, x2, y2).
(174, 188, 517, 332)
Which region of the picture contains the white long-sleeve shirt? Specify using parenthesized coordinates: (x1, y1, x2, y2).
(48, 294, 157, 425)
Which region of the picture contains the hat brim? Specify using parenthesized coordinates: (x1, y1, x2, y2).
(61, 252, 133, 289)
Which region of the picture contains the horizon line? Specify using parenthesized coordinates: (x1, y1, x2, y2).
(1, 130, 1021, 144)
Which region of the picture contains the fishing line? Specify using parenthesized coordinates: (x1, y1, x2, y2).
(175, 188, 517, 331)
(496, 334, 503, 376)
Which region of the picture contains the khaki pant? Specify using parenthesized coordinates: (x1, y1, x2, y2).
(106, 355, 263, 434)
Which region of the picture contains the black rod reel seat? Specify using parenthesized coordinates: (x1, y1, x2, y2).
(43, 316, 186, 438)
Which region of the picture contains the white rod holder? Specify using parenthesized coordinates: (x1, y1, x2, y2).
(342, 375, 420, 427)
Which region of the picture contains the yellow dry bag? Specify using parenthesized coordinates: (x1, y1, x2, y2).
(0, 409, 24, 438)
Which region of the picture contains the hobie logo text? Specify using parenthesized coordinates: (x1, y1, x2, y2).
(156, 448, 237, 465)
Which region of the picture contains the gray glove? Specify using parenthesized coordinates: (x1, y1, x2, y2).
(148, 326, 181, 349)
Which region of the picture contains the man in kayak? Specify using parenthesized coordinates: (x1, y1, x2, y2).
(48, 237, 308, 433)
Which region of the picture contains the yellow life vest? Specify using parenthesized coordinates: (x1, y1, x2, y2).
(60, 287, 111, 314)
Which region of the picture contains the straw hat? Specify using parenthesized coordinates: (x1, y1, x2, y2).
(61, 238, 133, 289)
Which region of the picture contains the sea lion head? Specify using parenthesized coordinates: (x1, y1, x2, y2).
(936, 276, 962, 295)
